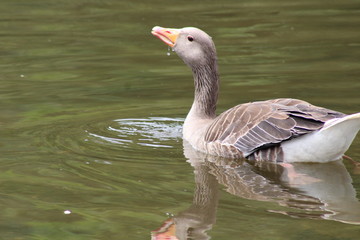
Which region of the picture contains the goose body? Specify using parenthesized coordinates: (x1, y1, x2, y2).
(151, 26, 360, 163)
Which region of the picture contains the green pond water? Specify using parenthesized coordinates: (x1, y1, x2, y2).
(1, 0, 360, 239)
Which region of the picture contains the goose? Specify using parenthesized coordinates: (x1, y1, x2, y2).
(151, 26, 360, 163)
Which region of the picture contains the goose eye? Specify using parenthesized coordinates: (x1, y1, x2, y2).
(187, 36, 194, 42)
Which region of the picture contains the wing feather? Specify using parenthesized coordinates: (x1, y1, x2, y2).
(204, 98, 346, 160)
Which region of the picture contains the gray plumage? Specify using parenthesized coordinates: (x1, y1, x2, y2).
(205, 98, 345, 161)
(152, 26, 360, 162)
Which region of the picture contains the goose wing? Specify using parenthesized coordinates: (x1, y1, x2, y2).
(204, 98, 345, 159)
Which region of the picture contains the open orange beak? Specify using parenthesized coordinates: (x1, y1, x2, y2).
(151, 26, 180, 47)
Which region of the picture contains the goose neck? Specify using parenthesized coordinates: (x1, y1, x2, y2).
(191, 64, 219, 119)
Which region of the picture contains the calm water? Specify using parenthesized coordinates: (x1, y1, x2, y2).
(1, 0, 360, 239)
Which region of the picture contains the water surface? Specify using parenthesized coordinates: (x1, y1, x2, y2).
(1, 0, 360, 239)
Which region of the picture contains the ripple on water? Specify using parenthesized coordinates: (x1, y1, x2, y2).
(89, 117, 183, 149)
(45, 116, 185, 164)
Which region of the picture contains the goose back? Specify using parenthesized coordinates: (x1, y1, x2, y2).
(204, 98, 346, 161)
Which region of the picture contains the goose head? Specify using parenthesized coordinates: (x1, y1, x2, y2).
(151, 26, 217, 69)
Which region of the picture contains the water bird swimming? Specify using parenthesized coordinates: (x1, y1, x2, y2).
(151, 26, 360, 163)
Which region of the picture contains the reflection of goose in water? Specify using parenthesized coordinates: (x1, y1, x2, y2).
(275, 161, 360, 223)
(152, 142, 360, 239)
(151, 148, 219, 240)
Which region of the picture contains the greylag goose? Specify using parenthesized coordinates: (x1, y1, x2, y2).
(151, 26, 360, 163)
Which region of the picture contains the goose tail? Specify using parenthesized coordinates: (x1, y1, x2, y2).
(322, 112, 360, 131)
(282, 112, 360, 163)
